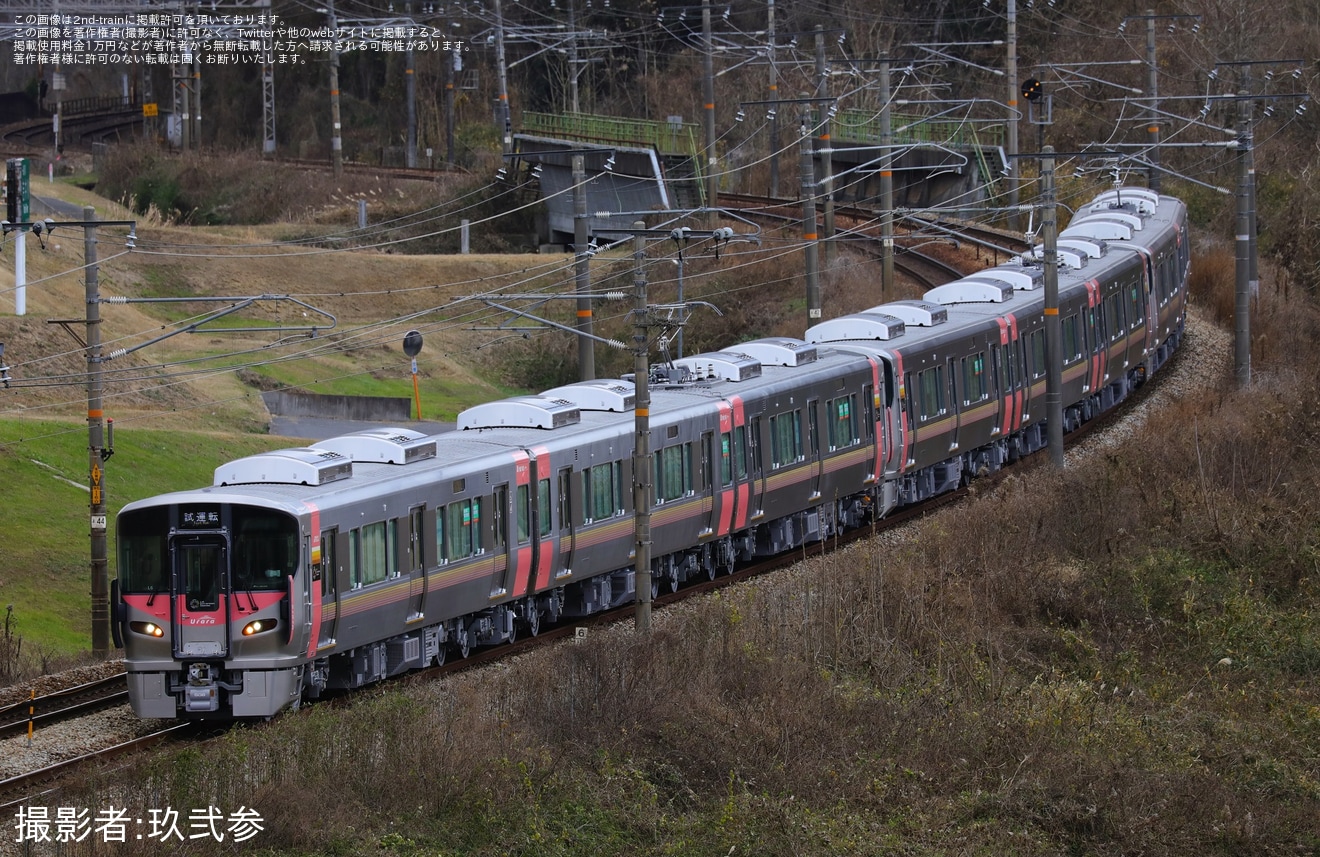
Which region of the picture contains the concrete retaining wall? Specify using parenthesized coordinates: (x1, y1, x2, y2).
(262, 390, 412, 422)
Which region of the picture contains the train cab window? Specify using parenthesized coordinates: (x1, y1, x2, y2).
(828, 395, 857, 449)
(770, 411, 802, 468)
(516, 484, 531, 544)
(960, 355, 988, 405)
(918, 366, 945, 420)
(231, 508, 299, 592)
(117, 506, 169, 593)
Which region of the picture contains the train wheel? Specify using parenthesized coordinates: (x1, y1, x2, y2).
(702, 545, 716, 581)
(522, 603, 541, 638)
(452, 623, 471, 659)
(434, 644, 446, 668)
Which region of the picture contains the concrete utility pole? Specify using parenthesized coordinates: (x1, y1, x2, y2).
(1005, 0, 1019, 230)
(799, 98, 821, 325)
(879, 54, 895, 300)
(405, 2, 417, 168)
(767, 0, 779, 196)
(327, 0, 343, 176)
(84, 205, 111, 657)
(702, 0, 718, 220)
(573, 153, 595, 380)
(1040, 149, 1064, 468)
(1234, 90, 1253, 387)
(1145, 11, 1160, 192)
(494, 0, 512, 155)
(631, 223, 653, 633)
(815, 26, 835, 264)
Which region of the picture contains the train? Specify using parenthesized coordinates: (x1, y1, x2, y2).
(114, 186, 1189, 719)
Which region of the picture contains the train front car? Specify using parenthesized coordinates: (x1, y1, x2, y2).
(116, 492, 312, 719)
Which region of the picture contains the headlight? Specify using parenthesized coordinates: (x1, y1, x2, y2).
(241, 619, 278, 636)
(130, 621, 165, 637)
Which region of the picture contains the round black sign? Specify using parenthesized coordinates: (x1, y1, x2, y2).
(402, 330, 423, 357)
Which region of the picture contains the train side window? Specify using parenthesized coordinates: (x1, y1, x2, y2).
(472, 497, 484, 553)
(558, 468, 572, 529)
(828, 395, 857, 449)
(734, 426, 748, 479)
(1128, 281, 1144, 330)
(769, 411, 801, 468)
(360, 521, 388, 585)
(657, 446, 686, 502)
(434, 506, 446, 564)
(319, 530, 337, 597)
(516, 484, 531, 544)
(409, 507, 424, 573)
(1062, 315, 1079, 363)
(1105, 293, 1124, 343)
(720, 431, 733, 486)
(919, 366, 945, 420)
(862, 384, 874, 435)
(445, 501, 473, 561)
(961, 354, 987, 404)
(492, 486, 508, 550)
(349, 529, 361, 588)
(1030, 330, 1047, 380)
(538, 478, 552, 537)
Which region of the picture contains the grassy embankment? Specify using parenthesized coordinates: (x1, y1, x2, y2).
(47, 240, 1320, 855)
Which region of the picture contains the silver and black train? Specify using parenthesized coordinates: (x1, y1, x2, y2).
(115, 187, 1190, 718)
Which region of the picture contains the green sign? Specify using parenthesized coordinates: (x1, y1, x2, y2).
(5, 158, 29, 224)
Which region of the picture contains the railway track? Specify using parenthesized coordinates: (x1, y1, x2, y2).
(0, 346, 1174, 807)
(0, 674, 129, 742)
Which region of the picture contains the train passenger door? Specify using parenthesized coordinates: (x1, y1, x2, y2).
(946, 359, 961, 453)
(557, 466, 575, 582)
(748, 414, 765, 518)
(170, 535, 229, 659)
(406, 505, 426, 622)
(317, 528, 339, 650)
(806, 398, 822, 501)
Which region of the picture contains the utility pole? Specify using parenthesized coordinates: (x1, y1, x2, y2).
(327, 0, 343, 176)
(799, 98, 820, 325)
(573, 153, 595, 380)
(1234, 89, 1253, 387)
(405, 3, 417, 168)
(631, 223, 652, 633)
(83, 205, 111, 657)
(815, 26, 835, 265)
(446, 38, 458, 168)
(1041, 149, 1064, 468)
(767, 0, 779, 197)
(702, 0, 718, 220)
(567, 0, 581, 113)
(1145, 11, 1160, 192)
(879, 54, 895, 300)
(494, 0, 512, 155)
(1005, 0, 1019, 230)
